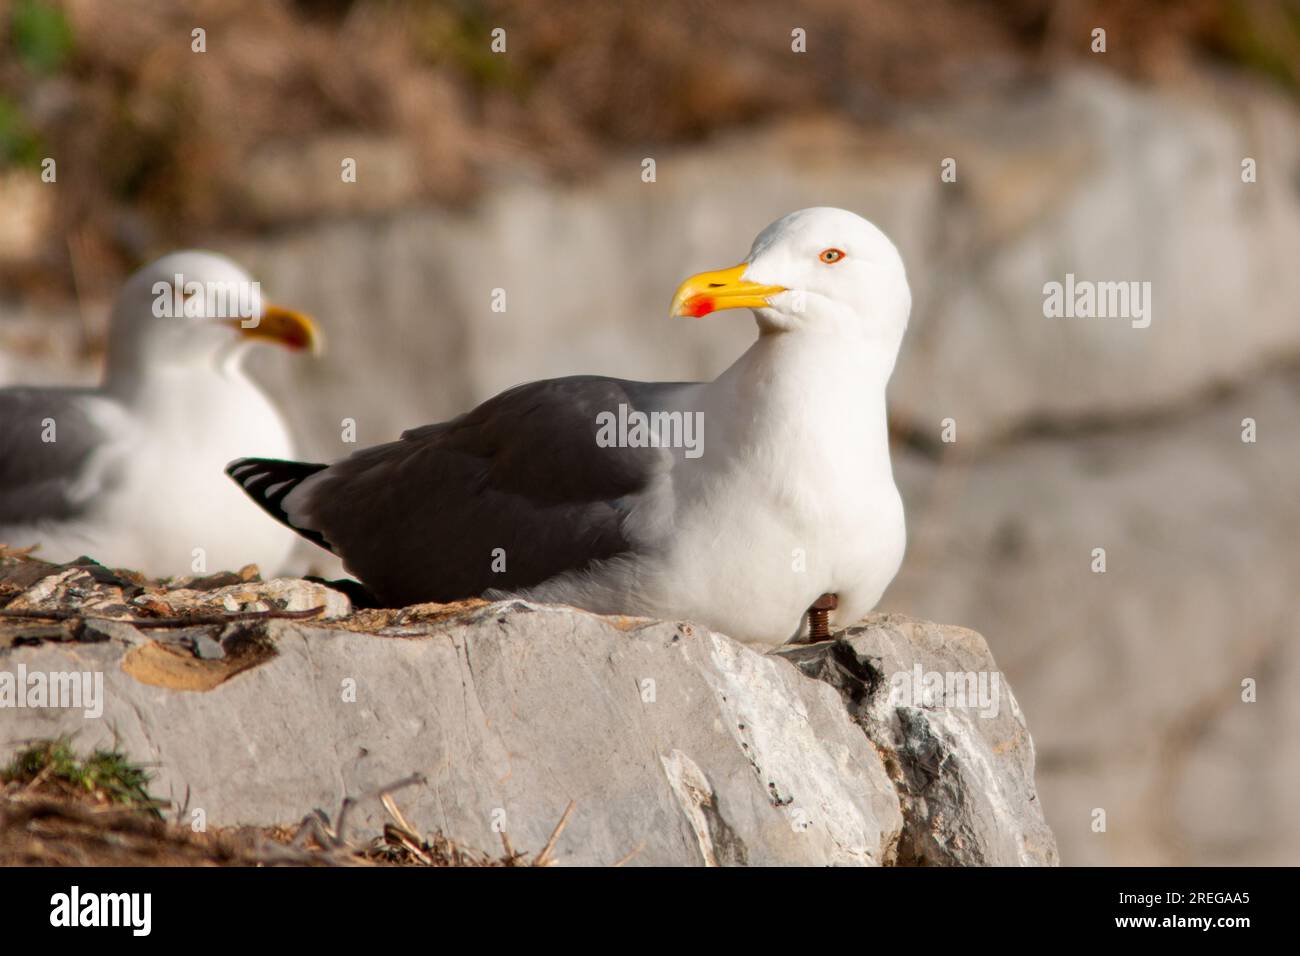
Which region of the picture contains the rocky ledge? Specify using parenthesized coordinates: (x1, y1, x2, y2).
(0, 553, 1056, 866)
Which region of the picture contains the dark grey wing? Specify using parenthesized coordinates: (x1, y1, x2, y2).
(292, 375, 686, 606)
(0, 387, 123, 526)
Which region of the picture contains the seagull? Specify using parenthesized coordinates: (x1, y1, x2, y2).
(228, 208, 910, 645)
(0, 251, 319, 577)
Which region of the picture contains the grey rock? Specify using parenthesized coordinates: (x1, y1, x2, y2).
(777, 614, 1057, 866)
(0, 598, 1055, 866)
(78, 618, 144, 645)
(890, 70, 1300, 444)
(189, 631, 226, 660)
(886, 370, 1300, 865)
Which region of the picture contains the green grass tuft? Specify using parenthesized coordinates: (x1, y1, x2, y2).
(2, 736, 162, 815)
(0, 95, 44, 169)
(9, 0, 75, 75)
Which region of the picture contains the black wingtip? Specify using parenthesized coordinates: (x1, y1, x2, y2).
(226, 457, 334, 553)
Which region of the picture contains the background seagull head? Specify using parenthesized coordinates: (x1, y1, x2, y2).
(105, 250, 319, 387)
(670, 206, 911, 360)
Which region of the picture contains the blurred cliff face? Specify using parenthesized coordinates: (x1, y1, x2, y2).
(2, 0, 1299, 866)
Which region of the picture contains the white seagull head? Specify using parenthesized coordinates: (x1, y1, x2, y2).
(105, 250, 319, 383)
(670, 206, 911, 353)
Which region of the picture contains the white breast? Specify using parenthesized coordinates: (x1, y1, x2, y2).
(32, 369, 300, 578)
(650, 367, 904, 643)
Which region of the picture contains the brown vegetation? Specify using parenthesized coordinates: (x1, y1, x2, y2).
(0, 0, 1295, 295)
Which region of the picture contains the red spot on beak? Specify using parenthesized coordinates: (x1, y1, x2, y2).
(684, 295, 716, 318)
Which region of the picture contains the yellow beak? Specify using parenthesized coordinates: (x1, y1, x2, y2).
(224, 305, 322, 355)
(669, 263, 786, 318)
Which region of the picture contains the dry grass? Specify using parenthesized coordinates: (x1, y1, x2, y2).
(0, 739, 576, 866)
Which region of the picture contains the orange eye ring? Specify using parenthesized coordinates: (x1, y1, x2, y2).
(819, 248, 846, 264)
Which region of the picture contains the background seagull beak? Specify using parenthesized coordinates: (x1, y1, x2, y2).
(225, 305, 322, 354)
(669, 263, 786, 318)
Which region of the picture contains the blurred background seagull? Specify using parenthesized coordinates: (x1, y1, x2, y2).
(229, 208, 909, 645)
(0, 251, 318, 577)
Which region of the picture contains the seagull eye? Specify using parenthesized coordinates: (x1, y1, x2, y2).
(819, 248, 845, 264)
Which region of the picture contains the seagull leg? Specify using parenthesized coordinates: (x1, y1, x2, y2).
(807, 593, 838, 643)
